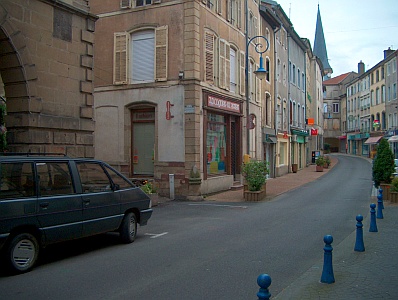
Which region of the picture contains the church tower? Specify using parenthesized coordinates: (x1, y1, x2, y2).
(313, 4, 333, 79)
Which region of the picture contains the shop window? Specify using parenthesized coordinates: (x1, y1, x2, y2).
(206, 113, 227, 175)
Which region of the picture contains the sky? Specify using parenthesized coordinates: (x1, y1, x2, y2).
(274, 0, 398, 77)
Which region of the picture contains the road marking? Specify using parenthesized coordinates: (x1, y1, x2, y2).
(188, 203, 248, 209)
(145, 232, 168, 238)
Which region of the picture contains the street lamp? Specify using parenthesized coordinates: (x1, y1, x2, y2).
(245, 35, 270, 156)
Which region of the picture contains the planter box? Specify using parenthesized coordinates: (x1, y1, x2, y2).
(244, 189, 266, 202)
(316, 165, 324, 172)
(292, 164, 298, 173)
(390, 192, 398, 203)
(380, 183, 391, 201)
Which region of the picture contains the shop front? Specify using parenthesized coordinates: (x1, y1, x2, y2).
(291, 129, 309, 172)
(201, 92, 243, 194)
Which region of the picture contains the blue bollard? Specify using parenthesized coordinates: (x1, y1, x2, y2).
(354, 215, 365, 252)
(320, 235, 335, 284)
(377, 194, 384, 219)
(369, 203, 378, 232)
(378, 188, 384, 209)
(257, 274, 271, 300)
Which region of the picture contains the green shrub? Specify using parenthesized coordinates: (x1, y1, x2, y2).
(315, 156, 325, 166)
(372, 138, 395, 187)
(242, 160, 269, 191)
(391, 177, 398, 192)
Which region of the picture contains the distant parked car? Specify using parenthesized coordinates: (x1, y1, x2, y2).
(394, 159, 398, 177)
(0, 153, 153, 274)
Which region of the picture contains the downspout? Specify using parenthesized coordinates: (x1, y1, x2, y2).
(273, 26, 281, 178)
(287, 32, 291, 172)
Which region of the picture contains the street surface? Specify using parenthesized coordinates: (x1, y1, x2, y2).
(0, 155, 372, 299)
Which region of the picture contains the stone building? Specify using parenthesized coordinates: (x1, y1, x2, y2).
(0, 0, 97, 156)
(91, 0, 280, 199)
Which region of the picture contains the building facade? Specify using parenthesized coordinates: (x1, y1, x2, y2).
(92, 0, 281, 199)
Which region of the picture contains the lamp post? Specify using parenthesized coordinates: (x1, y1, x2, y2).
(245, 35, 270, 157)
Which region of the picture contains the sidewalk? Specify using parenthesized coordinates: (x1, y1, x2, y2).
(204, 155, 339, 202)
(204, 154, 398, 299)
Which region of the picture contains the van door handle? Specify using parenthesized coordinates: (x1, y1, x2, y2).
(83, 199, 90, 206)
(40, 202, 49, 208)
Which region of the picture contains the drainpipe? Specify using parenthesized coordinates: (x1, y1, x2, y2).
(273, 26, 281, 178)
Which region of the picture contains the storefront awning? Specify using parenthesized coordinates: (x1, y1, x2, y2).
(364, 136, 382, 144)
(263, 136, 277, 144)
(388, 135, 398, 142)
(338, 135, 347, 140)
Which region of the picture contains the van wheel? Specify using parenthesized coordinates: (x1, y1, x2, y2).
(6, 233, 39, 274)
(120, 212, 137, 243)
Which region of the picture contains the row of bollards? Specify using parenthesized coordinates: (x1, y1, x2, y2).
(256, 188, 386, 298)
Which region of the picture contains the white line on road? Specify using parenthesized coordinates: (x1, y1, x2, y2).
(188, 203, 248, 209)
(145, 232, 168, 238)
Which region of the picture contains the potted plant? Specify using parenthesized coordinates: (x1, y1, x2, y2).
(324, 155, 331, 168)
(315, 156, 325, 172)
(140, 180, 160, 205)
(242, 160, 269, 201)
(389, 176, 398, 203)
(372, 138, 395, 200)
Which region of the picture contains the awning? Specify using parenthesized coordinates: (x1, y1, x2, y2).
(338, 135, 347, 140)
(364, 136, 382, 144)
(264, 136, 277, 144)
(388, 135, 398, 142)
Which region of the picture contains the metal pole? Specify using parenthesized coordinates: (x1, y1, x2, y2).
(245, 0, 250, 157)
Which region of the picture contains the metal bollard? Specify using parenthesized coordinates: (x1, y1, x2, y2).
(354, 215, 365, 252)
(257, 274, 272, 300)
(369, 203, 378, 232)
(378, 188, 384, 209)
(377, 193, 384, 219)
(320, 235, 335, 284)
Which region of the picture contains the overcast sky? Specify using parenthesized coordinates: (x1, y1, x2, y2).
(274, 0, 398, 77)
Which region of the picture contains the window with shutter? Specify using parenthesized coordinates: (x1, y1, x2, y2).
(230, 48, 236, 93)
(219, 39, 226, 89)
(255, 64, 260, 103)
(205, 32, 215, 84)
(239, 51, 245, 95)
(155, 26, 168, 81)
(131, 30, 155, 83)
(121, 0, 132, 8)
(114, 32, 128, 84)
(225, 43, 230, 91)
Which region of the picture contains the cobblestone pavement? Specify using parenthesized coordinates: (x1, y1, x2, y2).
(204, 154, 398, 299)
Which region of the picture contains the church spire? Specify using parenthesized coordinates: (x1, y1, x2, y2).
(313, 4, 333, 78)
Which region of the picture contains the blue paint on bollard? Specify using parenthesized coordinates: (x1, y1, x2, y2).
(257, 274, 271, 300)
(354, 215, 365, 252)
(369, 203, 378, 232)
(377, 194, 384, 219)
(378, 188, 384, 209)
(320, 235, 335, 284)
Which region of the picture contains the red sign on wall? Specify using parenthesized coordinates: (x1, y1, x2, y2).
(311, 128, 318, 136)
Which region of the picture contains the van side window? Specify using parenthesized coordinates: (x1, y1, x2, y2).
(103, 165, 134, 190)
(77, 162, 112, 193)
(0, 162, 35, 199)
(36, 162, 74, 196)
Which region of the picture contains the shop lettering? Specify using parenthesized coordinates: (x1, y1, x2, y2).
(208, 96, 240, 113)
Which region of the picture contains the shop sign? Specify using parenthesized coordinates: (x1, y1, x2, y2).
(133, 111, 155, 121)
(207, 96, 241, 113)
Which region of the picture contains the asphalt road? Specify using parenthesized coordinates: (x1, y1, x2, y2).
(0, 155, 372, 299)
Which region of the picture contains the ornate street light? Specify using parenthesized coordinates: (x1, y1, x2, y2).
(245, 35, 270, 156)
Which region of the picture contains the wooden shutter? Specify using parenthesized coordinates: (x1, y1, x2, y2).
(219, 39, 226, 88)
(237, 0, 241, 28)
(205, 32, 214, 83)
(226, 0, 231, 21)
(239, 51, 245, 95)
(254, 17, 258, 37)
(155, 26, 168, 81)
(120, 0, 132, 8)
(216, 0, 222, 14)
(225, 42, 230, 91)
(114, 32, 128, 84)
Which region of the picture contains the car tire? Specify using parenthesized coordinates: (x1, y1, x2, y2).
(6, 233, 39, 274)
(120, 212, 137, 243)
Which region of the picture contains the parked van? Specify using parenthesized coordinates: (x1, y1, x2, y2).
(0, 154, 153, 273)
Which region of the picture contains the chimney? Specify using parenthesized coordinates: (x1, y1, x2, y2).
(384, 47, 394, 59)
(358, 60, 365, 75)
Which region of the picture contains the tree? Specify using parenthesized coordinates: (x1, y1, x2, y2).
(372, 138, 395, 187)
